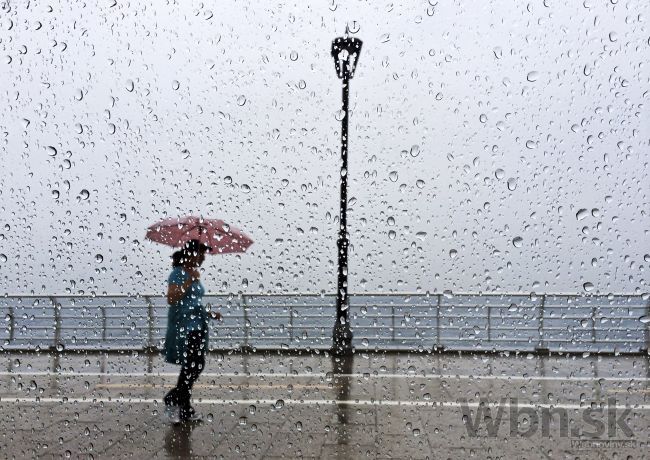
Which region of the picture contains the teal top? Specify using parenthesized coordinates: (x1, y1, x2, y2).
(163, 267, 209, 364)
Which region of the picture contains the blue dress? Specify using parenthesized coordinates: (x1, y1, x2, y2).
(163, 267, 209, 364)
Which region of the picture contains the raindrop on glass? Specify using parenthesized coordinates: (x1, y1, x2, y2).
(576, 209, 589, 221)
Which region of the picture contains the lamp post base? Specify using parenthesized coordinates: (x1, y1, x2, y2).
(332, 320, 353, 356)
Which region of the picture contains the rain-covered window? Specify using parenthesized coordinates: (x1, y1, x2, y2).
(1, 0, 648, 457)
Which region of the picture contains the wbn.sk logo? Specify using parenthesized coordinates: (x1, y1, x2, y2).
(460, 398, 634, 439)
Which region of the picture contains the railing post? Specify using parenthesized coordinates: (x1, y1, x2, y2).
(591, 303, 597, 346)
(537, 295, 546, 351)
(50, 296, 61, 350)
(144, 295, 154, 350)
(391, 304, 395, 344)
(289, 302, 294, 348)
(242, 294, 250, 350)
(101, 305, 107, 342)
(8, 306, 15, 344)
(487, 303, 492, 343)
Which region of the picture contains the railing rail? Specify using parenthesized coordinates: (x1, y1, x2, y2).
(0, 293, 648, 354)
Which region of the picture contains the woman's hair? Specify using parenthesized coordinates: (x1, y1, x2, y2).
(172, 250, 184, 267)
(171, 240, 210, 267)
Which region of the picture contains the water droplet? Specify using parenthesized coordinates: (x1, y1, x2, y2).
(416, 179, 425, 189)
(274, 399, 284, 409)
(172, 80, 180, 90)
(388, 230, 396, 240)
(0, 254, 6, 263)
(527, 71, 539, 82)
(297, 79, 306, 89)
(237, 95, 247, 106)
(494, 169, 505, 180)
(389, 171, 398, 182)
(583, 282, 594, 292)
(79, 189, 90, 200)
(74, 89, 83, 101)
(126, 79, 134, 92)
(507, 178, 517, 191)
(576, 209, 589, 221)
(449, 249, 458, 258)
(525, 140, 537, 149)
(51, 190, 60, 199)
(493, 47, 502, 59)
(46, 146, 57, 157)
(241, 184, 251, 193)
(289, 51, 298, 61)
(409, 145, 420, 157)
(608, 31, 618, 42)
(512, 237, 523, 248)
(348, 21, 361, 33)
(639, 316, 650, 324)
(224, 176, 233, 184)
(95, 254, 103, 263)
(181, 149, 190, 159)
(479, 114, 487, 123)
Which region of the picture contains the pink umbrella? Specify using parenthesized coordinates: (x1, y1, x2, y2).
(145, 216, 253, 254)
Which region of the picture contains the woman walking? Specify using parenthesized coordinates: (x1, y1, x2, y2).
(163, 239, 221, 423)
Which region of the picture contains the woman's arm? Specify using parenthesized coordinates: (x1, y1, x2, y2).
(166, 268, 199, 304)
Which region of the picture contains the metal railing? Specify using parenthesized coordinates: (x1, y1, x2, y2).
(1, 292, 648, 353)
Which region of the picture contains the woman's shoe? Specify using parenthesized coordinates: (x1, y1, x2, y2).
(164, 404, 181, 424)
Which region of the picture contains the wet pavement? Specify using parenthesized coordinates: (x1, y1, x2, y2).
(0, 351, 648, 459)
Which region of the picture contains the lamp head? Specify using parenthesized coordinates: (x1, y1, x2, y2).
(331, 33, 362, 80)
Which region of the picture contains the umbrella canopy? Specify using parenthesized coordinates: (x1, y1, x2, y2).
(145, 216, 253, 254)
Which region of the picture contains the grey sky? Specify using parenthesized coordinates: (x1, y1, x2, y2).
(1, 0, 648, 296)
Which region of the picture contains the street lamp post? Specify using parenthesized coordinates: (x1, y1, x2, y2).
(331, 32, 362, 355)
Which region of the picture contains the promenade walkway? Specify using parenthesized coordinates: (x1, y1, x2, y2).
(1, 351, 648, 458)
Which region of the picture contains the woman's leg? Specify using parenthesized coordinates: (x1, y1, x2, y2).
(176, 330, 206, 418)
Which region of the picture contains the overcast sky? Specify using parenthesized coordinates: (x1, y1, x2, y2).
(1, 0, 648, 296)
